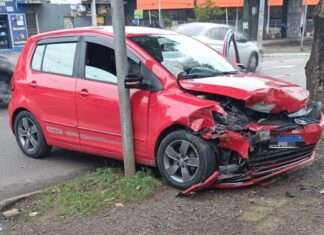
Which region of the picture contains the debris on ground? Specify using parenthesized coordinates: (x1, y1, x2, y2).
(29, 212, 38, 217)
(114, 203, 124, 208)
(285, 191, 297, 198)
(2, 208, 19, 218)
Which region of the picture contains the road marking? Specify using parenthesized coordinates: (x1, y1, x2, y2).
(261, 65, 296, 71)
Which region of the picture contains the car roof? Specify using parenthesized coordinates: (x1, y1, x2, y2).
(175, 22, 231, 30)
(32, 26, 178, 41)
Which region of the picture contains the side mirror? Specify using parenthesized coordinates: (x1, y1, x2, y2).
(124, 74, 143, 89)
(237, 63, 247, 72)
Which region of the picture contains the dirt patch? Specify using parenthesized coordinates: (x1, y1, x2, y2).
(1, 142, 324, 235)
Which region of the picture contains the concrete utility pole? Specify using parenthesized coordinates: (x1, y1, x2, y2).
(257, 0, 266, 48)
(301, 0, 308, 51)
(111, 0, 136, 178)
(91, 0, 97, 27)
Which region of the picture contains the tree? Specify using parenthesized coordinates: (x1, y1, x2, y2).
(305, 0, 324, 112)
(194, 0, 224, 22)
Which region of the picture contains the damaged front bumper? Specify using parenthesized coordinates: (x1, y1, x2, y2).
(182, 112, 324, 195)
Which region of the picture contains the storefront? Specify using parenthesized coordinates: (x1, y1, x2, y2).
(0, 0, 28, 51)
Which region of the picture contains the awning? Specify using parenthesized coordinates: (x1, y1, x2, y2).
(198, 0, 244, 8)
(136, 0, 194, 10)
(269, 0, 283, 6)
(302, 0, 319, 5)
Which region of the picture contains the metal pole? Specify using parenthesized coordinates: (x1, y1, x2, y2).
(225, 7, 228, 25)
(300, 0, 308, 51)
(236, 7, 239, 29)
(257, 0, 266, 48)
(149, 10, 152, 25)
(266, 4, 270, 34)
(111, 0, 136, 178)
(158, 0, 162, 27)
(91, 0, 97, 27)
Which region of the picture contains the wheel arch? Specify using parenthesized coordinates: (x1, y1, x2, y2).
(154, 124, 189, 163)
(11, 107, 32, 133)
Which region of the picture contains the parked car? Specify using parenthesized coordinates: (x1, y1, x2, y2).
(173, 22, 260, 72)
(0, 54, 14, 106)
(8, 27, 323, 192)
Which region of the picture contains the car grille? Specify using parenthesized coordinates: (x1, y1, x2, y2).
(248, 145, 315, 168)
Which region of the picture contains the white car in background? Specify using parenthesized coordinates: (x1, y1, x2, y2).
(173, 22, 260, 72)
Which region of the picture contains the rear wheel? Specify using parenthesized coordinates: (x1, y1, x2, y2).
(14, 111, 52, 159)
(157, 130, 216, 190)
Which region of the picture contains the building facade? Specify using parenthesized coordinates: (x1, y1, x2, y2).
(136, 0, 320, 39)
(0, 0, 28, 51)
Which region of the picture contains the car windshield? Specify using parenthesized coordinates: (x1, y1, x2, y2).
(130, 34, 238, 78)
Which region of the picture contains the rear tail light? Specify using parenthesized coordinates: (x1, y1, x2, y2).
(11, 77, 15, 91)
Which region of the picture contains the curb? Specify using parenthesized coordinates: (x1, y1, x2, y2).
(261, 53, 310, 57)
(0, 190, 43, 212)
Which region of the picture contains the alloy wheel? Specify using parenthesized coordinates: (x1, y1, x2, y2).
(163, 140, 200, 183)
(17, 117, 39, 153)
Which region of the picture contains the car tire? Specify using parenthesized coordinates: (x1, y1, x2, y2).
(157, 130, 216, 190)
(0, 75, 11, 107)
(14, 111, 52, 159)
(247, 53, 258, 73)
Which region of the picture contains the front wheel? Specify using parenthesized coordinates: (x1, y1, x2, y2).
(157, 130, 216, 190)
(246, 53, 258, 73)
(14, 111, 52, 159)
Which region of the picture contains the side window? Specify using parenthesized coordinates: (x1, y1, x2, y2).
(84, 42, 140, 84)
(208, 27, 230, 40)
(42, 43, 77, 76)
(85, 42, 117, 83)
(31, 45, 45, 71)
(234, 30, 248, 43)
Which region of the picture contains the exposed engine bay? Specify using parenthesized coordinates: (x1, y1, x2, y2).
(191, 91, 322, 182)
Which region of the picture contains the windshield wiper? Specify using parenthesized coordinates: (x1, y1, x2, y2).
(177, 71, 239, 79)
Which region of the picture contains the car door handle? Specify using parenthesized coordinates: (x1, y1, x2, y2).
(80, 89, 89, 97)
(29, 81, 37, 88)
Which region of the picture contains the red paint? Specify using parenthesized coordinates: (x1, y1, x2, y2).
(179, 73, 309, 113)
(8, 27, 324, 191)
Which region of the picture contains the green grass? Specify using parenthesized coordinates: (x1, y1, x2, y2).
(321, 135, 324, 141)
(38, 168, 162, 216)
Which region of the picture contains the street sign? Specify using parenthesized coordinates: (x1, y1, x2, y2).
(134, 9, 143, 19)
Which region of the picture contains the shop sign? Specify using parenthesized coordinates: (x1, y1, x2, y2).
(9, 13, 28, 47)
(0, 0, 17, 13)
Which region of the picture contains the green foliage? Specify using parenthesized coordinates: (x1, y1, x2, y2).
(194, 0, 224, 22)
(162, 16, 173, 28)
(38, 168, 162, 216)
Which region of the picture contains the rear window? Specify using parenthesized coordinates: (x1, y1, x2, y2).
(31, 42, 77, 76)
(174, 24, 206, 36)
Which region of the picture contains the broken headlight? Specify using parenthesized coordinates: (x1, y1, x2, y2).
(248, 102, 276, 113)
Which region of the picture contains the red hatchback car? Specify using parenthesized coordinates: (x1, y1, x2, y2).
(8, 27, 324, 191)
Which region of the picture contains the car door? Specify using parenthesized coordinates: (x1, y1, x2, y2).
(223, 30, 240, 65)
(233, 29, 251, 66)
(75, 36, 150, 159)
(27, 36, 80, 145)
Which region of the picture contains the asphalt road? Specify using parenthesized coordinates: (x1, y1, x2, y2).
(257, 54, 309, 88)
(0, 54, 309, 201)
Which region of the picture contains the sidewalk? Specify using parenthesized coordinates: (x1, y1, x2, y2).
(262, 37, 312, 55)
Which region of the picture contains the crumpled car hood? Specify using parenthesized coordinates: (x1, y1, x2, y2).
(179, 73, 309, 113)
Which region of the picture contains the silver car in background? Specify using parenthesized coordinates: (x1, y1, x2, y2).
(173, 22, 260, 72)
